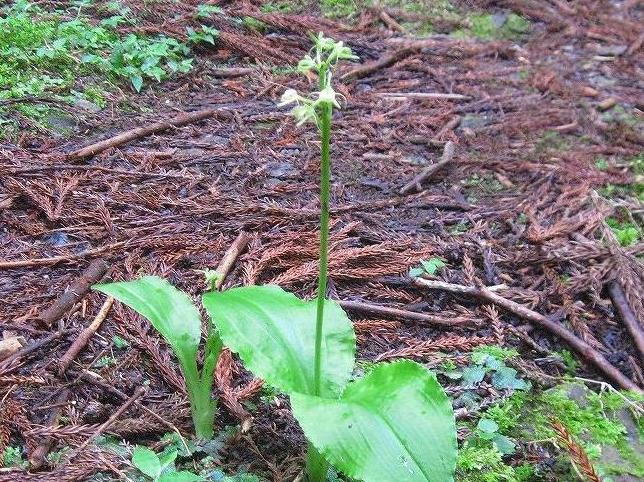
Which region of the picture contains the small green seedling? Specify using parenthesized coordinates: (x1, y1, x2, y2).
(131, 446, 202, 482)
(93, 277, 222, 439)
(476, 419, 516, 455)
(409, 257, 447, 277)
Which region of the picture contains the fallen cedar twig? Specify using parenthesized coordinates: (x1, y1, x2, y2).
(400, 140, 455, 195)
(341, 47, 418, 80)
(338, 299, 461, 327)
(215, 232, 250, 290)
(37, 259, 109, 327)
(377, 92, 471, 101)
(63, 386, 146, 461)
(58, 296, 114, 376)
(29, 389, 71, 469)
(67, 107, 226, 160)
(550, 418, 602, 482)
(0, 243, 122, 270)
(412, 277, 643, 393)
(607, 281, 644, 362)
(7, 164, 201, 180)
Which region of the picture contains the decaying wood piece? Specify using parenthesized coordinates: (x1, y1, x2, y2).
(341, 47, 419, 80)
(412, 277, 643, 393)
(29, 389, 71, 469)
(607, 281, 644, 361)
(37, 259, 109, 327)
(67, 107, 225, 160)
(400, 141, 456, 195)
(338, 299, 461, 327)
(215, 232, 250, 290)
(58, 297, 114, 376)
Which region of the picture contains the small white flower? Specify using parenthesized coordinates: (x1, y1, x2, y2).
(279, 88, 300, 107)
(317, 85, 341, 108)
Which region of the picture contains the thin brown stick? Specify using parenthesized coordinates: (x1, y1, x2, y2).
(64, 386, 146, 460)
(341, 47, 418, 80)
(0, 244, 122, 270)
(78, 370, 190, 441)
(58, 297, 114, 376)
(35, 259, 109, 327)
(29, 389, 71, 469)
(400, 141, 456, 194)
(607, 281, 644, 361)
(412, 277, 642, 393)
(338, 299, 461, 327)
(67, 107, 224, 160)
(377, 92, 471, 101)
(215, 232, 250, 290)
(432, 115, 461, 141)
(378, 9, 405, 32)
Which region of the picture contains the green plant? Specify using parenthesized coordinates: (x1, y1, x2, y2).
(93, 277, 222, 439)
(131, 445, 202, 481)
(95, 34, 457, 481)
(456, 347, 529, 391)
(409, 257, 447, 277)
(606, 217, 641, 247)
(2, 446, 27, 468)
(201, 34, 457, 482)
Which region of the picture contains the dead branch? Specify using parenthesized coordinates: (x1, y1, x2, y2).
(607, 281, 644, 361)
(338, 299, 462, 327)
(67, 108, 226, 160)
(0, 244, 122, 270)
(412, 277, 642, 393)
(37, 259, 109, 327)
(341, 47, 418, 80)
(400, 141, 456, 195)
(377, 92, 471, 101)
(215, 232, 250, 290)
(58, 297, 114, 376)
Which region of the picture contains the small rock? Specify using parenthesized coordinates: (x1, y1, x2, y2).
(491, 12, 508, 28)
(267, 162, 297, 179)
(47, 232, 69, 246)
(73, 98, 101, 113)
(0, 336, 26, 361)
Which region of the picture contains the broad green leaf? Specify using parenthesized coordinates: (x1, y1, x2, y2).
(291, 360, 457, 482)
(159, 471, 203, 482)
(476, 418, 498, 440)
(492, 434, 516, 455)
(158, 449, 178, 471)
(461, 366, 486, 386)
(203, 285, 355, 397)
(132, 446, 161, 479)
(93, 276, 201, 369)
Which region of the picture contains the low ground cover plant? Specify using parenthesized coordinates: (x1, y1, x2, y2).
(94, 33, 457, 481)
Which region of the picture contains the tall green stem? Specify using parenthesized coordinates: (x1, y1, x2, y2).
(313, 64, 331, 398)
(309, 64, 332, 482)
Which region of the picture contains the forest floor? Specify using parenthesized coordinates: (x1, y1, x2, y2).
(0, 1, 643, 481)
